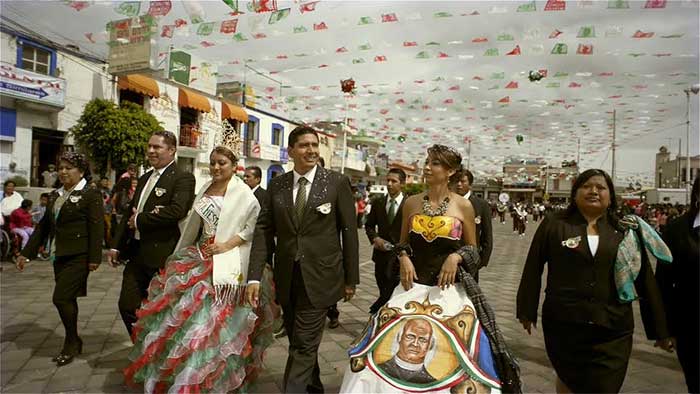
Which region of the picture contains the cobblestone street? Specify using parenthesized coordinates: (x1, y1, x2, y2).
(0, 217, 687, 393)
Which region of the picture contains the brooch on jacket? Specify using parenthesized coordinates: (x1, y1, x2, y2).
(561, 236, 581, 249)
(69, 195, 82, 204)
(316, 202, 332, 215)
(154, 187, 166, 197)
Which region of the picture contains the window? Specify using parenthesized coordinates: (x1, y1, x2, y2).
(271, 123, 283, 146)
(17, 38, 56, 76)
(119, 89, 144, 106)
(244, 115, 260, 156)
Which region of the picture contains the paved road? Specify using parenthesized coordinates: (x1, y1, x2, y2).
(0, 217, 687, 393)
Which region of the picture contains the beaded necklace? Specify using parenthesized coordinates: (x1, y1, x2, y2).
(422, 195, 450, 216)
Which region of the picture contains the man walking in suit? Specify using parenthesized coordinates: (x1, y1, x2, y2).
(453, 169, 493, 282)
(246, 125, 359, 393)
(365, 168, 406, 314)
(244, 165, 269, 206)
(107, 131, 195, 336)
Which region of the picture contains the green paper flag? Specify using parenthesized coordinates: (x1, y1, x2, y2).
(169, 51, 191, 85)
(222, 0, 239, 12)
(497, 33, 514, 41)
(578, 26, 595, 38)
(269, 8, 291, 24)
(115, 1, 140, 16)
(517, 1, 536, 11)
(358, 16, 373, 25)
(608, 0, 629, 8)
(434, 11, 452, 18)
(233, 33, 248, 41)
(415, 51, 430, 59)
(661, 33, 683, 38)
(359, 43, 372, 50)
(426, 41, 440, 46)
(352, 58, 365, 64)
(484, 48, 499, 56)
(551, 43, 568, 54)
(553, 71, 569, 78)
(491, 72, 505, 79)
(293, 26, 308, 33)
(197, 22, 215, 36)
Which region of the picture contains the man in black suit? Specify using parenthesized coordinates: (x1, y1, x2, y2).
(243, 165, 269, 206)
(246, 125, 359, 393)
(365, 168, 406, 314)
(453, 169, 493, 282)
(108, 131, 196, 336)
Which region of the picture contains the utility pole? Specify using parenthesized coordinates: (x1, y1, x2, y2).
(576, 137, 581, 165)
(611, 109, 617, 185)
(467, 138, 472, 170)
(678, 138, 682, 188)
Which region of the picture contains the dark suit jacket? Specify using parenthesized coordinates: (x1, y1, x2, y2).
(22, 184, 104, 265)
(365, 194, 404, 266)
(468, 193, 493, 268)
(657, 213, 699, 339)
(112, 162, 195, 269)
(248, 166, 359, 308)
(252, 186, 275, 264)
(517, 211, 669, 339)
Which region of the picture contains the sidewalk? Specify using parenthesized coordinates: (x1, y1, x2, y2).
(1, 222, 687, 393)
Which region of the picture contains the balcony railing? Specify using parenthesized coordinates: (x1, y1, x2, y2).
(179, 124, 204, 149)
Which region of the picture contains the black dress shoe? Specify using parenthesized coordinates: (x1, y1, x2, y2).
(55, 338, 82, 366)
(55, 353, 75, 367)
(328, 318, 340, 329)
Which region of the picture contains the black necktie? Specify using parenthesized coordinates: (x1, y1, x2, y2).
(295, 177, 308, 222)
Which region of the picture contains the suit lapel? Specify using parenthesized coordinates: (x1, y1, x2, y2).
(302, 166, 328, 228)
(280, 172, 297, 229)
(142, 164, 176, 211)
(133, 170, 152, 211)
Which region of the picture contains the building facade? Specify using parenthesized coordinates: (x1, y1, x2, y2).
(655, 146, 700, 189)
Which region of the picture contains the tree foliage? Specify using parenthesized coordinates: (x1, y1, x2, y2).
(70, 99, 163, 175)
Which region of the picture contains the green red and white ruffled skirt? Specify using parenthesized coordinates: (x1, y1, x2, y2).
(124, 245, 279, 394)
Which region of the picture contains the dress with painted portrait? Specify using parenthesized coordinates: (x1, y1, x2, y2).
(340, 214, 505, 394)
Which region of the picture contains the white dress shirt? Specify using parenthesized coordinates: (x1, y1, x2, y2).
(293, 165, 317, 204)
(252, 185, 260, 193)
(462, 190, 472, 200)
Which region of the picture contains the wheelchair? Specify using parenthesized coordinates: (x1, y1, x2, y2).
(0, 217, 22, 263)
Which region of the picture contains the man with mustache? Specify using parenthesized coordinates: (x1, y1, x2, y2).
(108, 131, 195, 336)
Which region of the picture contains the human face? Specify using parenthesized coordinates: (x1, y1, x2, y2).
(423, 155, 454, 186)
(289, 133, 320, 175)
(243, 169, 260, 189)
(130, 179, 138, 190)
(40, 196, 48, 206)
(455, 175, 471, 196)
(209, 152, 235, 184)
(575, 175, 611, 216)
(396, 319, 433, 364)
(3, 182, 14, 196)
(147, 135, 176, 169)
(386, 173, 403, 197)
(100, 179, 109, 188)
(57, 160, 83, 190)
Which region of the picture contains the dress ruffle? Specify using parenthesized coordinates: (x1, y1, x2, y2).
(124, 246, 279, 394)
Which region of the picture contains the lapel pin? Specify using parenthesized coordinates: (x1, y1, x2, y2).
(154, 187, 166, 197)
(69, 195, 82, 204)
(562, 236, 581, 249)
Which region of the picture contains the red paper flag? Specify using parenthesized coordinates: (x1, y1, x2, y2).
(318, 64, 328, 68)
(599, 72, 613, 76)
(313, 22, 328, 30)
(174, 18, 188, 27)
(220, 19, 238, 34)
(443, 99, 454, 104)
(336, 47, 348, 53)
(544, 0, 566, 10)
(506, 45, 521, 55)
(396, 99, 406, 104)
(68, 1, 90, 11)
(253, 33, 267, 39)
(569, 82, 581, 88)
(255, 0, 278, 12)
(276, 54, 287, 59)
(403, 41, 417, 47)
(161, 25, 175, 38)
(84, 33, 95, 43)
(374, 55, 387, 62)
(549, 29, 563, 38)
(379, 109, 389, 115)
(448, 85, 460, 91)
(382, 13, 398, 22)
(505, 81, 518, 89)
(299, 1, 319, 13)
(498, 96, 510, 103)
(644, 0, 666, 8)
(200, 41, 215, 48)
(148, 1, 172, 17)
(472, 37, 488, 43)
(473, 76, 483, 80)
(438, 52, 449, 58)
(577, 44, 593, 54)
(632, 30, 654, 38)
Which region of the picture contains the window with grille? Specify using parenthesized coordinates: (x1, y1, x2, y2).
(20, 43, 52, 75)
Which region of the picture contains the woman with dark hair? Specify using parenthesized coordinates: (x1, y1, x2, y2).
(124, 144, 279, 393)
(16, 152, 104, 367)
(341, 145, 521, 394)
(656, 176, 699, 393)
(517, 168, 673, 393)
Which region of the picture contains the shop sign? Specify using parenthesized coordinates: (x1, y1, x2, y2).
(107, 15, 158, 74)
(0, 63, 66, 107)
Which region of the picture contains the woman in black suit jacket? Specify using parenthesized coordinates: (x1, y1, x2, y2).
(517, 169, 672, 393)
(657, 176, 699, 394)
(16, 152, 104, 367)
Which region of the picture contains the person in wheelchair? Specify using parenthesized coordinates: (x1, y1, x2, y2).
(10, 199, 34, 250)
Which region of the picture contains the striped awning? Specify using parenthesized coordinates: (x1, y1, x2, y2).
(178, 88, 211, 113)
(221, 101, 248, 122)
(117, 74, 159, 97)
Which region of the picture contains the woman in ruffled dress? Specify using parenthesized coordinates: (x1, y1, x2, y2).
(124, 144, 279, 393)
(340, 145, 520, 394)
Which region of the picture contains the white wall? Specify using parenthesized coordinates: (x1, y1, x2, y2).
(1, 32, 17, 64)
